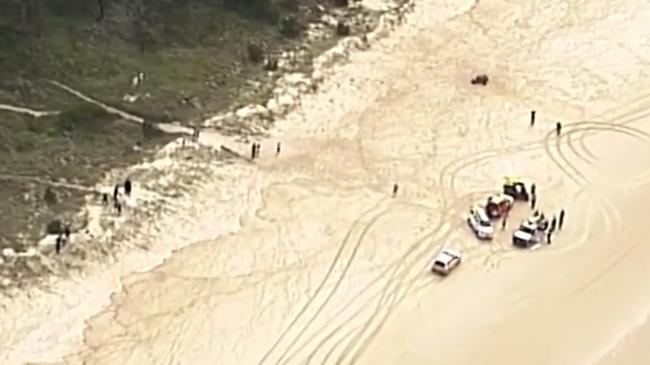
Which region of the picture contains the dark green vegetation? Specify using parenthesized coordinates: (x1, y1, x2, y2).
(0, 0, 339, 120)
(0, 0, 369, 289)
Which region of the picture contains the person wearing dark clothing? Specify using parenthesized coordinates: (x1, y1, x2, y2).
(113, 184, 120, 201)
(556, 122, 562, 136)
(55, 235, 62, 254)
(102, 193, 109, 206)
(276, 142, 281, 156)
(251, 143, 256, 159)
(550, 217, 557, 233)
(530, 110, 536, 126)
(392, 183, 399, 197)
(124, 179, 132, 196)
(558, 209, 565, 230)
(64, 224, 71, 241)
(531, 194, 537, 209)
(547, 230, 552, 244)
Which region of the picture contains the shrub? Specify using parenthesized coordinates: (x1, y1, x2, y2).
(247, 42, 264, 63)
(54, 103, 113, 136)
(44, 187, 58, 206)
(279, 16, 303, 38)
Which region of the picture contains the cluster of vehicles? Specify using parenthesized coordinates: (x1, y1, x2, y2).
(432, 177, 542, 276)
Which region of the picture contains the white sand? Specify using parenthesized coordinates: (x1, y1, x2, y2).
(4, 0, 650, 364)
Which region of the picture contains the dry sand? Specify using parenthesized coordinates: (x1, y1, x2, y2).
(4, 0, 650, 364)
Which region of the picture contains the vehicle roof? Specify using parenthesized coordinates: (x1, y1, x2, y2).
(503, 176, 525, 184)
(470, 205, 490, 220)
(488, 193, 514, 203)
(438, 248, 461, 261)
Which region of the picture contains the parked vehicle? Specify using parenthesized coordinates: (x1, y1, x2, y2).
(503, 176, 530, 201)
(512, 215, 548, 248)
(484, 193, 514, 219)
(431, 248, 462, 276)
(467, 205, 494, 240)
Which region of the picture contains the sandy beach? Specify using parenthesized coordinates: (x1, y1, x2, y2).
(3, 0, 650, 363)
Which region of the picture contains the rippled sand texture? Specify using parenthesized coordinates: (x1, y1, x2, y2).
(43, 0, 650, 364)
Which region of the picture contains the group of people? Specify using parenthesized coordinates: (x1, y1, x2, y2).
(530, 110, 562, 136)
(102, 178, 133, 216)
(251, 142, 282, 160)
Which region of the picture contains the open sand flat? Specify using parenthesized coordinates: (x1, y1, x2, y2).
(17, 0, 650, 363)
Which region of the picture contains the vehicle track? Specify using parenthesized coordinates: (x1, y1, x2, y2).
(279, 192, 483, 364)
(261, 200, 394, 365)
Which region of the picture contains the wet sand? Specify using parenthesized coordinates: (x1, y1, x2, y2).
(6, 0, 650, 364)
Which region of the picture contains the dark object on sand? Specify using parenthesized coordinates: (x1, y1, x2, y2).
(471, 74, 489, 86)
(336, 22, 351, 36)
(124, 179, 132, 196)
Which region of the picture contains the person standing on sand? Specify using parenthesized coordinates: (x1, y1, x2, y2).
(251, 143, 256, 159)
(55, 234, 62, 255)
(559, 209, 566, 230)
(64, 224, 71, 242)
(530, 110, 536, 127)
(124, 178, 132, 196)
(531, 194, 537, 210)
(276, 142, 281, 156)
(550, 216, 557, 233)
(556, 121, 562, 136)
(114, 199, 122, 216)
(392, 183, 399, 197)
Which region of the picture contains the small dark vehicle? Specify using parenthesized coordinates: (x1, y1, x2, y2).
(471, 74, 489, 86)
(503, 176, 530, 201)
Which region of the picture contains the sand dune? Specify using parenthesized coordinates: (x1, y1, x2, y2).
(4, 0, 650, 364)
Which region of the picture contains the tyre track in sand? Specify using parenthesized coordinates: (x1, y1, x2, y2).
(258, 199, 393, 365)
(279, 190, 484, 364)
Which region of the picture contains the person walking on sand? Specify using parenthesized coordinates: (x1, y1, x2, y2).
(392, 183, 399, 197)
(276, 142, 281, 156)
(251, 142, 256, 159)
(558, 209, 565, 230)
(556, 121, 562, 136)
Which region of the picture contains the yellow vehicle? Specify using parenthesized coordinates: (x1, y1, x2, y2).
(503, 176, 530, 201)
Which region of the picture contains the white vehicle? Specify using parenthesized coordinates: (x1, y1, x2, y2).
(467, 205, 494, 240)
(431, 248, 462, 276)
(512, 219, 544, 248)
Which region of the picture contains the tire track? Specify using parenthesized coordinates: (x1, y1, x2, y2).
(265, 200, 395, 365)
(279, 202, 447, 365)
(257, 200, 387, 365)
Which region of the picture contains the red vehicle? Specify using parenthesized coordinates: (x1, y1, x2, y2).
(484, 194, 514, 219)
